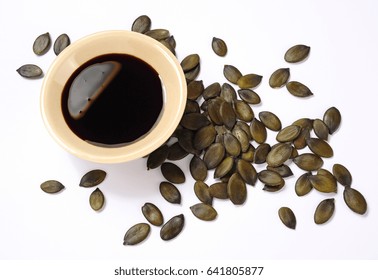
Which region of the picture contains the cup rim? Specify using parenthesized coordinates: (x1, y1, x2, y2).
(40, 30, 187, 163)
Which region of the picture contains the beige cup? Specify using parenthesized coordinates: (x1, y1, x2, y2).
(40, 30, 187, 163)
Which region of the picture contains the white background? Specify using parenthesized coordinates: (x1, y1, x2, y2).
(1, 0, 378, 263)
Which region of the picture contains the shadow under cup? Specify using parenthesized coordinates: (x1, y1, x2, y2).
(40, 30, 187, 164)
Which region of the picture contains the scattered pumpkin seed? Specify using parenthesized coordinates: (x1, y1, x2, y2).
(190, 156, 208, 181)
(332, 163, 352, 187)
(293, 153, 323, 171)
(89, 188, 105, 211)
(181, 112, 210, 130)
(203, 142, 225, 169)
(194, 181, 212, 205)
(123, 223, 150, 245)
(209, 182, 229, 199)
(234, 100, 254, 122)
(142, 203, 164, 226)
(160, 214, 185, 241)
(295, 172, 313, 196)
(250, 118, 267, 144)
(145, 28, 170, 40)
(278, 207, 296, 229)
(40, 180, 65, 194)
(258, 170, 283, 186)
(236, 159, 258, 186)
(286, 81, 313, 97)
(131, 15, 151, 33)
(16, 64, 43, 78)
(276, 125, 301, 143)
(237, 73, 263, 89)
(254, 143, 271, 164)
(181, 54, 200, 72)
(314, 198, 335, 224)
(266, 143, 293, 167)
(214, 156, 234, 179)
(306, 138, 334, 158)
(193, 124, 216, 151)
(212, 37, 227, 57)
(190, 203, 217, 221)
(223, 65, 242, 84)
(219, 101, 236, 130)
(159, 181, 181, 204)
(259, 111, 282, 131)
(267, 164, 293, 178)
(220, 83, 237, 103)
(227, 173, 247, 205)
(312, 118, 329, 141)
(53, 33, 70, 55)
(202, 82, 221, 100)
(309, 174, 337, 193)
(223, 132, 241, 157)
(79, 169, 106, 188)
(323, 107, 341, 134)
(343, 187, 367, 215)
(161, 162, 185, 184)
(284, 44, 310, 63)
(269, 68, 290, 88)
(147, 144, 169, 169)
(33, 32, 51, 55)
(237, 89, 261, 104)
(167, 142, 189, 161)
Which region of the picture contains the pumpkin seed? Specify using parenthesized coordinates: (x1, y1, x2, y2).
(292, 118, 313, 130)
(145, 28, 170, 40)
(232, 127, 250, 152)
(309, 174, 337, 193)
(293, 127, 311, 149)
(254, 143, 271, 164)
(185, 99, 200, 114)
(259, 111, 282, 131)
(89, 188, 105, 211)
(40, 180, 65, 194)
(209, 182, 228, 199)
(142, 203, 164, 226)
(235, 121, 253, 140)
(214, 156, 234, 179)
(332, 163, 352, 187)
(185, 64, 201, 82)
(131, 15, 151, 33)
(313, 118, 329, 141)
(234, 100, 254, 122)
(33, 32, 51, 55)
(241, 144, 255, 162)
(295, 172, 313, 196)
(267, 164, 293, 178)
(266, 143, 293, 167)
(286, 81, 313, 97)
(193, 124, 216, 151)
(194, 181, 212, 205)
(262, 180, 285, 192)
(227, 173, 247, 205)
(160, 214, 185, 241)
(223, 132, 241, 157)
(220, 83, 237, 103)
(306, 138, 334, 158)
(161, 163, 185, 184)
(190, 203, 217, 221)
(284, 44, 310, 63)
(167, 142, 189, 161)
(293, 153, 323, 171)
(314, 198, 335, 225)
(323, 106, 341, 134)
(207, 97, 224, 125)
(237, 73, 263, 89)
(79, 169, 106, 187)
(237, 89, 261, 104)
(212, 37, 227, 57)
(176, 128, 200, 156)
(250, 119, 267, 144)
(180, 112, 210, 130)
(147, 144, 169, 169)
(343, 187, 367, 215)
(236, 159, 257, 186)
(203, 82, 221, 100)
(278, 207, 296, 229)
(159, 181, 181, 204)
(203, 143, 225, 169)
(123, 223, 150, 245)
(223, 65, 242, 84)
(181, 54, 200, 72)
(219, 101, 236, 130)
(258, 170, 283, 186)
(53, 33, 70, 55)
(159, 39, 176, 55)
(16, 64, 43, 78)
(269, 68, 290, 88)
(190, 156, 208, 181)
(276, 125, 301, 143)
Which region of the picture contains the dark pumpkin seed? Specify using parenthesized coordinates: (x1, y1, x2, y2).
(223, 132, 241, 157)
(203, 143, 225, 169)
(194, 181, 212, 205)
(293, 153, 323, 171)
(292, 118, 313, 130)
(284, 44, 310, 63)
(227, 173, 247, 205)
(181, 54, 200, 72)
(276, 125, 301, 142)
(250, 119, 267, 144)
(159, 181, 181, 204)
(160, 214, 185, 241)
(312, 118, 329, 141)
(180, 112, 210, 130)
(53, 33, 70, 55)
(214, 156, 234, 179)
(190, 156, 208, 181)
(286, 81, 313, 97)
(253, 143, 271, 164)
(293, 127, 311, 149)
(131, 15, 151, 33)
(209, 182, 229, 199)
(266, 143, 293, 167)
(207, 97, 224, 125)
(160, 163, 185, 184)
(40, 180, 65, 194)
(193, 124, 216, 151)
(306, 138, 333, 158)
(142, 203, 164, 226)
(176, 128, 200, 156)
(309, 174, 337, 193)
(269, 68, 290, 88)
(79, 169, 106, 188)
(16, 64, 43, 78)
(123, 223, 150, 245)
(258, 170, 283, 186)
(220, 83, 237, 103)
(232, 127, 250, 152)
(237, 89, 261, 104)
(332, 163, 352, 187)
(223, 65, 242, 84)
(234, 100, 254, 122)
(314, 198, 335, 225)
(33, 32, 51, 55)
(185, 64, 201, 82)
(190, 203, 217, 221)
(343, 187, 367, 215)
(219, 101, 236, 130)
(267, 164, 293, 178)
(236, 159, 257, 186)
(278, 207, 296, 229)
(185, 99, 200, 114)
(295, 172, 313, 196)
(147, 144, 169, 169)
(237, 73, 263, 89)
(323, 106, 341, 134)
(259, 111, 282, 131)
(202, 82, 221, 100)
(212, 37, 227, 57)
(167, 142, 189, 161)
(89, 188, 105, 211)
(145, 28, 170, 40)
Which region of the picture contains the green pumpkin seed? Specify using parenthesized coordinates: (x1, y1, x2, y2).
(278, 207, 296, 229)
(343, 187, 367, 215)
(237, 73, 263, 89)
(295, 172, 313, 196)
(312, 118, 329, 141)
(332, 163, 352, 187)
(284, 44, 310, 63)
(232, 127, 250, 152)
(203, 143, 225, 169)
(185, 99, 200, 114)
(234, 100, 254, 122)
(237, 89, 261, 104)
(181, 54, 200, 72)
(193, 124, 216, 151)
(259, 111, 282, 131)
(214, 156, 234, 179)
(309, 174, 337, 193)
(131, 15, 151, 33)
(147, 144, 169, 170)
(33, 32, 51, 55)
(220, 83, 237, 103)
(293, 153, 323, 171)
(53, 33, 70, 55)
(190, 203, 217, 221)
(314, 198, 335, 225)
(79, 169, 106, 187)
(236, 159, 257, 186)
(286, 81, 313, 97)
(258, 170, 283, 186)
(167, 142, 189, 161)
(276, 125, 301, 142)
(212, 37, 227, 57)
(89, 188, 105, 211)
(142, 203, 164, 226)
(250, 119, 267, 144)
(194, 181, 212, 205)
(207, 97, 224, 125)
(219, 101, 236, 130)
(176, 128, 200, 156)
(267, 164, 293, 178)
(306, 138, 333, 158)
(223, 65, 242, 84)
(269, 68, 290, 88)
(323, 107, 341, 134)
(40, 180, 65, 194)
(185, 64, 201, 82)
(241, 144, 255, 162)
(159, 39, 176, 55)
(293, 127, 311, 149)
(190, 156, 208, 181)
(292, 118, 313, 129)
(253, 143, 271, 164)
(159, 181, 181, 204)
(16, 64, 43, 78)
(123, 223, 150, 245)
(209, 182, 229, 199)
(227, 173, 247, 205)
(145, 28, 170, 40)
(203, 82, 221, 100)
(180, 112, 210, 130)
(161, 162, 185, 184)
(223, 132, 241, 157)
(235, 121, 253, 140)
(160, 214, 185, 241)
(266, 143, 293, 167)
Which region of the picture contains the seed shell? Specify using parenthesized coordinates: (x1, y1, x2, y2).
(220, 83, 237, 103)
(185, 64, 201, 82)
(284, 44, 310, 63)
(278, 207, 296, 229)
(276, 125, 301, 142)
(147, 144, 169, 169)
(223, 65, 242, 84)
(160, 214, 185, 241)
(33, 32, 51, 55)
(159, 181, 181, 204)
(267, 164, 293, 178)
(314, 198, 335, 225)
(203, 82, 221, 100)
(332, 163, 352, 187)
(234, 100, 254, 122)
(40, 180, 65, 194)
(295, 172, 313, 196)
(258, 170, 283, 186)
(123, 223, 150, 245)
(214, 156, 234, 179)
(323, 107, 341, 134)
(309, 174, 337, 193)
(236, 159, 258, 186)
(181, 112, 210, 130)
(79, 169, 106, 188)
(209, 182, 229, 199)
(313, 119, 329, 141)
(53, 33, 70, 55)
(259, 111, 282, 131)
(193, 124, 216, 151)
(181, 54, 200, 72)
(250, 119, 267, 144)
(187, 80, 204, 100)
(306, 138, 334, 158)
(266, 143, 293, 167)
(269, 68, 290, 88)
(190, 203, 218, 221)
(16, 64, 43, 78)
(161, 162, 185, 184)
(131, 15, 151, 33)
(237, 89, 261, 104)
(145, 28, 170, 40)
(203, 143, 225, 169)
(167, 142, 189, 161)
(219, 101, 236, 130)
(190, 156, 208, 181)
(223, 132, 241, 157)
(142, 203, 164, 226)
(232, 127, 250, 152)
(207, 97, 224, 125)
(194, 181, 212, 205)
(286, 81, 313, 97)
(89, 188, 105, 211)
(227, 173, 247, 205)
(254, 143, 271, 164)
(212, 37, 227, 57)
(293, 153, 323, 171)
(237, 73, 263, 89)
(343, 187, 367, 215)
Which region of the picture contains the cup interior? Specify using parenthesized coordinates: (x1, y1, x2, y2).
(41, 30, 187, 163)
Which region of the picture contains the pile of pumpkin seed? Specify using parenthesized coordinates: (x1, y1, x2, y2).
(35, 15, 368, 246)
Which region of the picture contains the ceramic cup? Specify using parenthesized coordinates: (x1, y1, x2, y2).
(40, 30, 187, 163)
